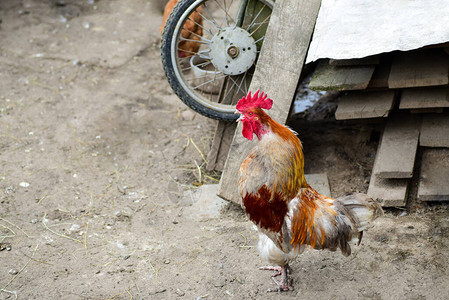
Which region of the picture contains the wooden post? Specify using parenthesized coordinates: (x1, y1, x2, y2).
(217, 0, 322, 203)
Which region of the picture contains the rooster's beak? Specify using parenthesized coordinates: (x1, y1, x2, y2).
(235, 110, 243, 122)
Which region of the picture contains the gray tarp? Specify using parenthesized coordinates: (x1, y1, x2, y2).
(305, 0, 449, 63)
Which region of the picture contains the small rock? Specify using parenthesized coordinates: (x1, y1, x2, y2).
(9, 269, 18, 275)
(181, 110, 196, 121)
(82, 21, 91, 29)
(19, 182, 30, 188)
(164, 259, 170, 264)
(117, 242, 126, 249)
(5, 186, 15, 194)
(150, 288, 166, 295)
(69, 224, 80, 231)
(0, 243, 12, 251)
(176, 289, 185, 296)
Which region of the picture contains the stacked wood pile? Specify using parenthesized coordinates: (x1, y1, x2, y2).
(309, 47, 449, 206)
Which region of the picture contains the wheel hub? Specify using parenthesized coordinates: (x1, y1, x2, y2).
(209, 27, 257, 76)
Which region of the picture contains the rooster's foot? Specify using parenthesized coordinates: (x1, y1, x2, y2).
(259, 266, 282, 277)
(260, 265, 293, 292)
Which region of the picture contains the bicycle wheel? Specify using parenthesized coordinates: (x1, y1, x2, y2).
(161, 0, 274, 121)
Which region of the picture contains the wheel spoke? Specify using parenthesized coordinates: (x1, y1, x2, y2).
(193, 74, 227, 90)
(223, 75, 238, 100)
(186, 70, 223, 81)
(214, 0, 235, 26)
(246, 4, 267, 31)
(181, 60, 212, 72)
(181, 27, 212, 42)
(177, 48, 201, 56)
(254, 35, 265, 44)
(179, 37, 210, 45)
(187, 16, 214, 37)
(200, 2, 221, 30)
(249, 14, 271, 36)
(228, 75, 245, 95)
(236, 72, 248, 100)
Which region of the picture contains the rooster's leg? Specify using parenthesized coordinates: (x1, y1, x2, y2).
(260, 265, 293, 292)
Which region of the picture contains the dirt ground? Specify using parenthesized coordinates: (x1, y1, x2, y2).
(1, 1, 449, 299)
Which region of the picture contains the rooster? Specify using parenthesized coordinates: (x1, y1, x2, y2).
(236, 90, 383, 292)
(160, 0, 203, 58)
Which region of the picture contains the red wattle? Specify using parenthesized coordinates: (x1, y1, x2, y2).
(242, 120, 254, 140)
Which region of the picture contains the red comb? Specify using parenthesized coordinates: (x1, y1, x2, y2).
(236, 90, 273, 111)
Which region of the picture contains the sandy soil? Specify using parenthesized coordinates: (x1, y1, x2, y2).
(0, 1, 448, 299)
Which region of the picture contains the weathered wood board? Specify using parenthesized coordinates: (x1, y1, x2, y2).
(335, 90, 395, 120)
(418, 148, 449, 201)
(367, 62, 391, 89)
(309, 61, 375, 91)
(206, 121, 237, 172)
(373, 114, 420, 179)
(410, 108, 444, 114)
(420, 113, 449, 147)
(399, 87, 449, 109)
(217, 0, 322, 203)
(329, 55, 380, 66)
(367, 134, 409, 207)
(388, 49, 449, 89)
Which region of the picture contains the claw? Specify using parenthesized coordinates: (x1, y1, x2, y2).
(260, 265, 294, 292)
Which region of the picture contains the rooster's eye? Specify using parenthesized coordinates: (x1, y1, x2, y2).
(248, 112, 253, 116)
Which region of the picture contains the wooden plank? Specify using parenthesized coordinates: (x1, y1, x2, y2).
(374, 114, 420, 179)
(367, 62, 391, 89)
(217, 0, 322, 203)
(367, 176, 409, 207)
(367, 127, 410, 207)
(309, 60, 376, 91)
(420, 113, 449, 147)
(410, 108, 444, 114)
(367, 135, 409, 207)
(335, 91, 395, 120)
(329, 55, 380, 66)
(206, 121, 237, 172)
(418, 149, 449, 201)
(399, 86, 449, 109)
(388, 49, 449, 89)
